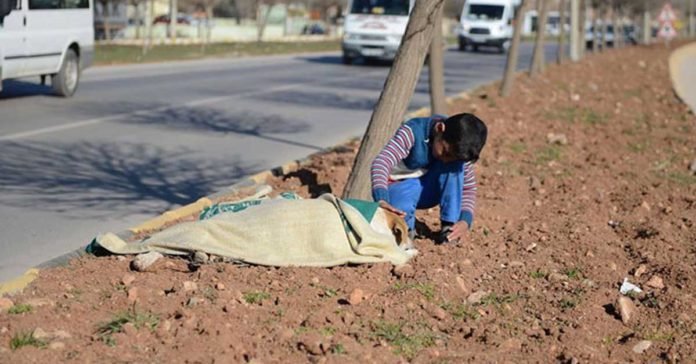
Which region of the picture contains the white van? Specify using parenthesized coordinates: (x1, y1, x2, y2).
(0, 0, 93, 96)
(341, 0, 414, 64)
(458, 0, 520, 53)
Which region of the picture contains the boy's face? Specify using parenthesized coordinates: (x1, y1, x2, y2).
(432, 123, 458, 163)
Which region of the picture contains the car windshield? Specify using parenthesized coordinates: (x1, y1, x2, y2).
(466, 4, 504, 21)
(350, 0, 409, 15)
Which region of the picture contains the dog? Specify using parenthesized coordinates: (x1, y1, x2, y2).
(368, 206, 415, 252)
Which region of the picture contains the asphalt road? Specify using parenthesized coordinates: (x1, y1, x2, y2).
(0, 42, 560, 281)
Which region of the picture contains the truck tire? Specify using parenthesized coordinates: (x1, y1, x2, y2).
(342, 52, 353, 65)
(52, 49, 80, 97)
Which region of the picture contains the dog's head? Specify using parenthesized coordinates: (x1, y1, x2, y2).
(370, 207, 414, 250)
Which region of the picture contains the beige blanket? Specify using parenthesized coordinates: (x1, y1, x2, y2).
(96, 194, 413, 267)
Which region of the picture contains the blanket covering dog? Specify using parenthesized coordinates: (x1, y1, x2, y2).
(95, 194, 413, 267)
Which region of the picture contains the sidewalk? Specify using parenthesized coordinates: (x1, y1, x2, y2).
(670, 41, 696, 113)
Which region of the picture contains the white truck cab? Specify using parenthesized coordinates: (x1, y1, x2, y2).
(0, 0, 93, 96)
(341, 0, 414, 64)
(458, 0, 520, 53)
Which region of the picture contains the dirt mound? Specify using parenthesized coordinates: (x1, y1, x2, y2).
(1, 44, 695, 363)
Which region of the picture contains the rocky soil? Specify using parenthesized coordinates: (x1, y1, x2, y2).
(1, 43, 695, 363)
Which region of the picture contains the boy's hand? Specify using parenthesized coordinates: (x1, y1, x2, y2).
(378, 200, 405, 217)
(446, 221, 470, 243)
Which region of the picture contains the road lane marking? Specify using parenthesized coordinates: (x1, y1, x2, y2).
(0, 69, 384, 142)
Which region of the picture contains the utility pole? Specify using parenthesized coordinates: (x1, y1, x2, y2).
(570, 0, 580, 61)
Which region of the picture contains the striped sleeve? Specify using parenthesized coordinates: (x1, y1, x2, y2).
(459, 162, 477, 228)
(370, 125, 415, 202)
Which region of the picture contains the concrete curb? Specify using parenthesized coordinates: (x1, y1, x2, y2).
(669, 41, 696, 114)
(0, 91, 474, 296)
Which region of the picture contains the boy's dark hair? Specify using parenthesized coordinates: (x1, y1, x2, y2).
(441, 113, 488, 163)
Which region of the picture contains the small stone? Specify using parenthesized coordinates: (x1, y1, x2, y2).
(127, 287, 139, 303)
(609, 262, 618, 271)
(632, 340, 652, 354)
(467, 290, 488, 304)
(546, 133, 568, 145)
(193, 251, 209, 264)
(618, 296, 636, 324)
(582, 279, 596, 288)
(49, 342, 66, 350)
(182, 281, 198, 292)
(690, 159, 696, 175)
(500, 338, 523, 351)
(311, 277, 320, 285)
(509, 261, 524, 268)
(634, 265, 648, 278)
(215, 283, 226, 291)
(0, 298, 13, 312)
(646, 276, 665, 289)
(534, 200, 542, 207)
(122, 322, 138, 336)
(156, 320, 172, 338)
(641, 201, 651, 211)
(455, 276, 470, 295)
(116, 256, 127, 261)
(571, 93, 580, 102)
(279, 327, 295, 342)
(348, 289, 364, 305)
(131, 251, 164, 272)
(187, 297, 202, 306)
(526, 243, 537, 252)
(53, 330, 71, 339)
(547, 273, 568, 283)
(424, 304, 447, 320)
(33, 328, 50, 339)
(529, 176, 542, 190)
(121, 274, 136, 286)
(638, 60, 647, 68)
(393, 264, 414, 279)
(298, 333, 325, 355)
(24, 298, 54, 307)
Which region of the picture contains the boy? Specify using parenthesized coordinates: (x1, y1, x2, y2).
(371, 113, 488, 244)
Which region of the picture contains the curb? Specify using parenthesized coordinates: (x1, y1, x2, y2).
(669, 41, 696, 114)
(0, 91, 474, 296)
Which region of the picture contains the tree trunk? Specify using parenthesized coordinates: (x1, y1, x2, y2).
(134, 1, 141, 39)
(142, 0, 151, 55)
(499, 0, 529, 97)
(642, 0, 650, 44)
(169, 0, 178, 41)
(612, 5, 620, 48)
(428, 6, 446, 116)
(103, 1, 112, 41)
(206, 6, 213, 44)
(557, 0, 566, 64)
(592, 9, 599, 53)
(578, 0, 586, 58)
(257, 2, 274, 42)
(341, 0, 446, 201)
(530, 0, 549, 76)
(600, 5, 607, 51)
(570, 0, 580, 61)
(689, 0, 694, 37)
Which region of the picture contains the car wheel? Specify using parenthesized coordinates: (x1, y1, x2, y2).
(472, 45, 479, 52)
(342, 53, 353, 65)
(458, 39, 466, 51)
(500, 40, 511, 53)
(52, 49, 80, 97)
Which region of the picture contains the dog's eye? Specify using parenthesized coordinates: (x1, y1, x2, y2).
(392, 227, 403, 244)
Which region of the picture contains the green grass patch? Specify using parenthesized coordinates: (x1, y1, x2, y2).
(441, 302, 480, 321)
(10, 331, 46, 350)
(562, 267, 582, 280)
(627, 140, 649, 153)
(331, 343, 346, 355)
(392, 282, 436, 301)
(8, 303, 32, 315)
(243, 291, 271, 304)
(535, 145, 562, 165)
(370, 320, 438, 359)
(544, 106, 605, 125)
(559, 298, 578, 311)
(478, 293, 519, 308)
(95, 40, 341, 65)
(509, 141, 527, 154)
(662, 171, 696, 186)
(96, 309, 159, 346)
(643, 329, 674, 342)
(529, 269, 548, 279)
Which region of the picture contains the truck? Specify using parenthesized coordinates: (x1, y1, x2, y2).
(341, 0, 414, 64)
(457, 0, 521, 53)
(0, 0, 93, 96)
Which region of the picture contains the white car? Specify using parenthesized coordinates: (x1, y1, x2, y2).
(0, 0, 93, 96)
(458, 0, 520, 53)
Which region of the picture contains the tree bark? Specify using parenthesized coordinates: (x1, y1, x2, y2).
(102, 0, 112, 41)
(428, 5, 446, 116)
(499, 0, 529, 97)
(257, 2, 274, 42)
(600, 4, 607, 50)
(557, 0, 566, 64)
(570, 0, 580, 60)
(642, 0, 650, 44)
(134, 1, 141, 40)
(170, 0, 178, 41)
(341, 0, 446, 201)
(142, 0, 151, 55)
(689, 0, 694, 37)
(578, 0, 586, 58)
(530, 0, 549, 76)
(592, 7, 599, 52)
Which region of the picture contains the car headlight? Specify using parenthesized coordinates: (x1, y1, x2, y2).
(343, 33, 360, 41)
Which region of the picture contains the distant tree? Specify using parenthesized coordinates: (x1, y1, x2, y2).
(342, 0, 447, 200)
(557, 0, 567, 64)
(530, 0, 549, 76)
(429, 5, 446, 115)
(500, 0, 529, 97)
